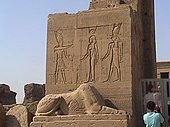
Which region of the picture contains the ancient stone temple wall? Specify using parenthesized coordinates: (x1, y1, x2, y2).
(46, 6, 133, 113)
(89, 0, 156, 79)
(45, 1, 156, 127)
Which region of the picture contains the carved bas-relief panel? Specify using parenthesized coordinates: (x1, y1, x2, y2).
(46, 13, 76, 88)
(46, 6, 132, 115)
(48, 24, 124, 84)
(81, 27, 99, 83)
(101, 23, 123, 83)
(53, 29, 73, 84)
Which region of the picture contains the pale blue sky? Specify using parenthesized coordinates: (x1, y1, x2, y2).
(0, 0, 169, 103)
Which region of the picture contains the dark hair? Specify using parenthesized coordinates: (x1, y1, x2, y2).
(147, 101, 156, 111)
(147, 84, 153, 92)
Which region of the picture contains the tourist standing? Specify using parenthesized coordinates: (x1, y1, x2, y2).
(143, 101, 164, 127)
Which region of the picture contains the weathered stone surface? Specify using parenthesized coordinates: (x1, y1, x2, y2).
(24, 101, 39, 116)
(23, 83, 45, 104)
(5, 105, 29, 127)
(89, 0, 156, 79)
(3, 102, 39, 126)
(45, 6, 137, 126)
(24, 101, 39, 124)
(30, 114, 128, 127)
(45, 0, 156, 126)
(0, 84, 16, 105)
(3, 104, 17, 113)
(0, 103, 5, 127)
(89, 0, 128, 9)
(36, 84, 126, 116)
(46, 6, 132, 111)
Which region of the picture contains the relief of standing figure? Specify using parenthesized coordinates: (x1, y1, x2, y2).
(54, 29, 73, 84)
(101, 23, 123, 82)
(81, 27, 99, 83)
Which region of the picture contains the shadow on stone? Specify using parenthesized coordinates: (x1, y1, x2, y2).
(5, 115, 21, 127)
(104, 99, 118, 109)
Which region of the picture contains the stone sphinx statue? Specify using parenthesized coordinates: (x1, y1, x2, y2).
(35, 84, 126, 116)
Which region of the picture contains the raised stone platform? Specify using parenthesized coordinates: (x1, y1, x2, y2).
(30, 114, 128, 127)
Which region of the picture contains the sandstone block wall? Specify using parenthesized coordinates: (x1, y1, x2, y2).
(30, 114, 128, 127)
(45, 1, 156, 126)
(46, 6, 133, 113)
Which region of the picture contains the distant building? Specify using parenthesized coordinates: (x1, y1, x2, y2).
(157, 61, 170, 78)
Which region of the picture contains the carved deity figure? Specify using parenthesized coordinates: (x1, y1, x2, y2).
(81, 27, 99, 83)
(102, 23, 123, 82)
(35, 83, 126, 116)
(54, 29, 72, 84)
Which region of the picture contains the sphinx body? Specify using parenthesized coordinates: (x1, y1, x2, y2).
(35, 84, 126, 116)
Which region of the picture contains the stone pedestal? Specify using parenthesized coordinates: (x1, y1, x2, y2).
(30, 114, 128, 127)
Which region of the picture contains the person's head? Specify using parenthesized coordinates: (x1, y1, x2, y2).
(147, 101, 156, 112)
(147, 84, 153, 92)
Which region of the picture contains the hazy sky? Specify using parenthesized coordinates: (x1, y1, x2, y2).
(0, 0, 170, 103)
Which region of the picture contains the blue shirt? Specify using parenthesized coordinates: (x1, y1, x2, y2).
(143, 112, 164, 127)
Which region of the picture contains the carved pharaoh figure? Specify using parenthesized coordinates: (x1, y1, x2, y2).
(35, 83, 126, 116)
(54, 29, 73, 84)
(101, 23, 123, 82)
